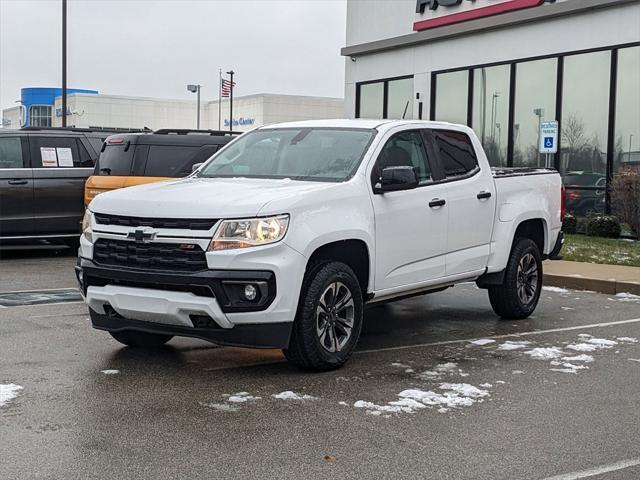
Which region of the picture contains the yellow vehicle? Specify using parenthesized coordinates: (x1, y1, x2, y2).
(85, 129, 238, 207)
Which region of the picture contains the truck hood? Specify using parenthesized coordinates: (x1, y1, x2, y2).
(89, 176, 337, 218)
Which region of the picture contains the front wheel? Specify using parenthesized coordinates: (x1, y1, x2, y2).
(488, 238, 542, 320)
(109, 330, 173, 348)
(283, 261, 363, 371)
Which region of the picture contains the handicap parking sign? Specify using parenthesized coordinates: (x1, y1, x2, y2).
(539, 121, 559, 154)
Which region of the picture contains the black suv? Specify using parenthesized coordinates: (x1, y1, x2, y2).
(0, 127, 139, 244)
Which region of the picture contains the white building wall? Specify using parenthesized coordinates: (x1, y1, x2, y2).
(1, 106, 23, 128)
(344, 0, 640, 117)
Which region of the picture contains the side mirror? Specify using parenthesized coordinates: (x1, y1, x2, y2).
(192, 162, 204, 173)
(373, 166, 419, 194)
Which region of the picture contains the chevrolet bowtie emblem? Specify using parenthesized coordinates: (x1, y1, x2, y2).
(127, 228, 156, 243)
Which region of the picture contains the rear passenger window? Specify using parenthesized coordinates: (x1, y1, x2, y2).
(144, 146, 201, 177)
(432, 130, 479, 179)
(376, 130, 432, 184)
(0, 137, 25, 168)
(29, 136, 88, 168)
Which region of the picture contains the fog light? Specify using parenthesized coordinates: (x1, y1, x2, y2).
(244, 284, 257, 301)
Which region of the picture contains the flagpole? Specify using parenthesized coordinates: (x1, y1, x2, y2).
(218, 68, 222, 131)
(226, 70, 234, 133)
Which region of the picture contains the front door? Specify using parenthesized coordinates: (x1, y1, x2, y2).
(0, 136, 33, 237)
(370, 129, 449, 292)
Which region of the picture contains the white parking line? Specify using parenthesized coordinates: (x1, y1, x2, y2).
(356, 317, 640, 354)
(541, 458, 640, 480)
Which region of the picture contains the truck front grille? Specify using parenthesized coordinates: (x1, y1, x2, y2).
(93, 239, 208, 272)
(94, 213, 218, 231)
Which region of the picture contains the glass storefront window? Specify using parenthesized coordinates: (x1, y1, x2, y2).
(359, 82, 384, 119)
(434, 70, 468, 125)
(614, 46, 640, 174)
(472, 65, 510, 167)
(387, 78, 414, 119)
(30, 105, 52, 127)
(513, 59, 557, 168)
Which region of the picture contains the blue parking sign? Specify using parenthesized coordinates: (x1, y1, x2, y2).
(544, 137, 554, 149)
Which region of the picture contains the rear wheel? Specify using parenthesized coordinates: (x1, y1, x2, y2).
(283, 261, 363, 371)
(488, 238, 542, 320)
(109, 330, 173, 348)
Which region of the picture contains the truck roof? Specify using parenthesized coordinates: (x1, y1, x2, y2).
(261, 118, 472, 132)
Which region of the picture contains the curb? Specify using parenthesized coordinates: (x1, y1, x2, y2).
(544, 273, 640, 296)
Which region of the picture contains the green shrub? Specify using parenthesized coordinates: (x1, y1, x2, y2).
(610, 169, 640, 236)
(587, 215, 621, 238)
(563, 213, 577, 234)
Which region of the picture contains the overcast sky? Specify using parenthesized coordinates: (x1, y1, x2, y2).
(0, 0, 347, 110)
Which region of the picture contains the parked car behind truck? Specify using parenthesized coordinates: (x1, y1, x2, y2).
(77, 120, 564, 371)
(0, 127, 111, 244)
(84, 129, 238, 207)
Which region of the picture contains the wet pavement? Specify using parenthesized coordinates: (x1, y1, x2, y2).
(1, 250, 639, 479)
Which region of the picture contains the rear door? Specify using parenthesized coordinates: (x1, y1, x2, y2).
(429, 129, 496, 276)
(0, 135, 33, 237)
(30, 135, 94, 235)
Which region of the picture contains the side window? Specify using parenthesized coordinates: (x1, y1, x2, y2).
(432, 129, 479, 179)
(0, 137, 25, 169)
(77, 140, 95, 167)
(144, 146, 199, 177)
(29, 136, 82, 168)
(375, 130, 432, 184)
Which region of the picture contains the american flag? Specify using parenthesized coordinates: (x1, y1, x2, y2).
(221, 79, 235, 98)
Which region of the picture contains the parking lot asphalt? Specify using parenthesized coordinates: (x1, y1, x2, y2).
(1, 249, 639, 480)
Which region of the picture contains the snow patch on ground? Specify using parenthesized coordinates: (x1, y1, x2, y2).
(354, 383, 491, 416)
(0, 384, 23, 407)
(629, 359, 640, 363)
(562, 354, 594, 363)
(524, 347, 563, 360)
(226, 392, 261, 403)
(272, 391, 316, 401)
(470, 339, 495, 346)
(498, 341, 531, 351)
(550, 362, 589, 374)
(391, 362, 411, 368)
(199, 402, 240, 412)
(543, 286, 569, 293)
(615, 292, 640, 302)
(566, 343, 598, 352)
(587, 338, 618, 348)
(417, 362, 461, 379)
(101, 369, 119, 375)
(617, 337, 638, 343)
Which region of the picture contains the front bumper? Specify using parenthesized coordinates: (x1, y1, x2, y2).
(76, 258, 293, 349)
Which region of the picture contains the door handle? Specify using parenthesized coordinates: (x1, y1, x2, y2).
(477, 191, 492, 200)
(8, 179, 28, 185)
(429, 198, 446, 208)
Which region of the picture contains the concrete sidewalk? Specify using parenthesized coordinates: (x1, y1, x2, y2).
(544, 260, 640, 295)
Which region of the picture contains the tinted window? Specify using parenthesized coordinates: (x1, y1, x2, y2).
(200, 128, 375, 181)
(144, 146, 201, 177)
(376, 130, 432, 184)
(29, 136, 87, 168)
(432, 130, 479, 178)
(96, 144, 135, 175)
(0, 137, 25, 169)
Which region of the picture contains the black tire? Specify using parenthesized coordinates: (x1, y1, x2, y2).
(283, 261, 363, 371)
(488, 238, 542, 320)
(109, 330, 173, 348)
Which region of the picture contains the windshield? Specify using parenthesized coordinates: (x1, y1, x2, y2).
(198, 128, 375, 181)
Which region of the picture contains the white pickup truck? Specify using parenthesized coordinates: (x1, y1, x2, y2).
(77, 119, 564, 370)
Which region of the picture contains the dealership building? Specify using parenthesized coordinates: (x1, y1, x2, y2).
(343, 0, 640, 214)
(2, 90, 344, 132)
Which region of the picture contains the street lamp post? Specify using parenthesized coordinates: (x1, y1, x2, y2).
(187, 84, 201, 129)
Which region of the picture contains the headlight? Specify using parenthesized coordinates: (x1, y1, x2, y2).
(209, 215, 289, 251)
(82, 210, 93, 242)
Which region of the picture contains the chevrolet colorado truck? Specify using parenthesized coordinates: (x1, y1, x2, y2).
(77, 119, 564, 371)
